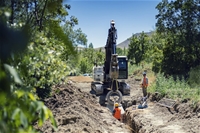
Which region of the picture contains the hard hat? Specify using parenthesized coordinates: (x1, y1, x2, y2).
(110, 20, 115, 24)
(114, 103, 119, 107)
(143, 72, 146, 75)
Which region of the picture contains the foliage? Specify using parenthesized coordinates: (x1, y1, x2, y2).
(0, 0, 83, 132)
(88, 43, 94, 48)
(77, 47, 105, 74)
(148, 73, 200, 103)
(128, 63, 144, 76)
(148, 32, 165, 73)
(62, 23, 87, 47)
(78, 57, 89, 74)
(0, 19, 56, 133)
(116, 47, 123, 55)
(127, 32, 149, 65)
(0, 0, 71, 32)
(18, 32, 70, 98)
(156, 0, 200, 77)
(0, 0, 85, 98)
(123, 47, 127, 56)
(62, 19, 88, 74)
(188, 65, 200, 88)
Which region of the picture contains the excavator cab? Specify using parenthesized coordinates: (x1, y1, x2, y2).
(117, 56, 128, 79)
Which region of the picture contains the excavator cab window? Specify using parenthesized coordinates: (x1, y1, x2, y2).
(118, 61, 126, 69)
(117, 56, 128, 79)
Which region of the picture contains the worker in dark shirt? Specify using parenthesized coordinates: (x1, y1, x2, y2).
(108, 20, 117, 54)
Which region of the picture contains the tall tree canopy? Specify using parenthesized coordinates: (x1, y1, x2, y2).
(127, 32, 149, 65)
(88, 43, 94, 48)
(156, 0, 200, 77)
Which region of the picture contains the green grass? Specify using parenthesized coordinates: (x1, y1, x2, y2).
(148, 73, 200, 104)
(129, 63, 200, 104)
(128, 63, 152, 76)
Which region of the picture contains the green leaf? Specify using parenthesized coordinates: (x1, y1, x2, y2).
(20, 111, 28, 128)
(28, 93, 36, 101)
(43, 106, 49, 119)
(38, 119, 43, 127)
(38, 109, 45, 127)
(4, 64, 22, 84)
(36, 101, 44, 111)
(15, 90, 25, 98)
(50, 117, 58, 131)
(11, 108, 20, 120)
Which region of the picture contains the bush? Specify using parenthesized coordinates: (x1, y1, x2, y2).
(188, 65, 200, 88)
(0, 21, 56, 133)
(149, 73, 200, 103)
(18, 32, 70, 99)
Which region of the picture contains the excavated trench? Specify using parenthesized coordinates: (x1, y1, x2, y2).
(99, 94, 139, 133)
(118, 94, 200, 133)
(52, 77, 200, 133)
(119, 96, 149, 133)
(117, 97, 139, 133)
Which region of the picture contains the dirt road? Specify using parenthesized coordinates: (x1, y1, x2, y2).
(38, 76, 200, 133)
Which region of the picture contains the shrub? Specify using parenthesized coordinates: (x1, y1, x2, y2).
(149, 73, 199, 103)
(18, 33, 70, 99)
(188, 65, 200, 88)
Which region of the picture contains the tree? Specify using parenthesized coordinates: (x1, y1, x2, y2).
(127, 35, 140, 65)
(127, 32, 149, 65)
(123, 47, 127, 55)
(116, 47, 123, 55)
(99, 48, 102, 52)
(148, 32, 165, 73)
(156, 0, 200, 77)
(95, 50, 105, 65)
(88, 43, 94, 48)
(1, 0, 76, 56)
(63, 24, 87, 47)
(79, 57, 89, 74)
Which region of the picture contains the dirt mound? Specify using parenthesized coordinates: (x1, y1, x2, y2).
(68, 76, 93, 83)
(36, 83, 131, 133)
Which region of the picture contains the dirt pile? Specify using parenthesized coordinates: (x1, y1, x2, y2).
(37, 83, 131, 133)
(68, 76, 93, 83)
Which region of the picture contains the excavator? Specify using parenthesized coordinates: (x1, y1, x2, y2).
(91, 20, 130, 105)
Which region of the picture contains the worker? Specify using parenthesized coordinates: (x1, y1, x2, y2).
(138, 96, 148, 109)
(141, 72, 148, 97)
(113, 103, 121, 121)
(108, 20, 117, 54)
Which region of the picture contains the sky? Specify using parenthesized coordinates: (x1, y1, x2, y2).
(64, 0, 161, 48)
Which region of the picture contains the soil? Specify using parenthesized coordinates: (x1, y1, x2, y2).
(36, 79, 131, 133)
(37, 75, 200, 133)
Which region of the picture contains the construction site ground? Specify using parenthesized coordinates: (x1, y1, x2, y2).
(37, 75, 200, 133)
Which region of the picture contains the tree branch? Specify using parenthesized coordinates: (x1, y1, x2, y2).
(39, 0, 48, 31)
